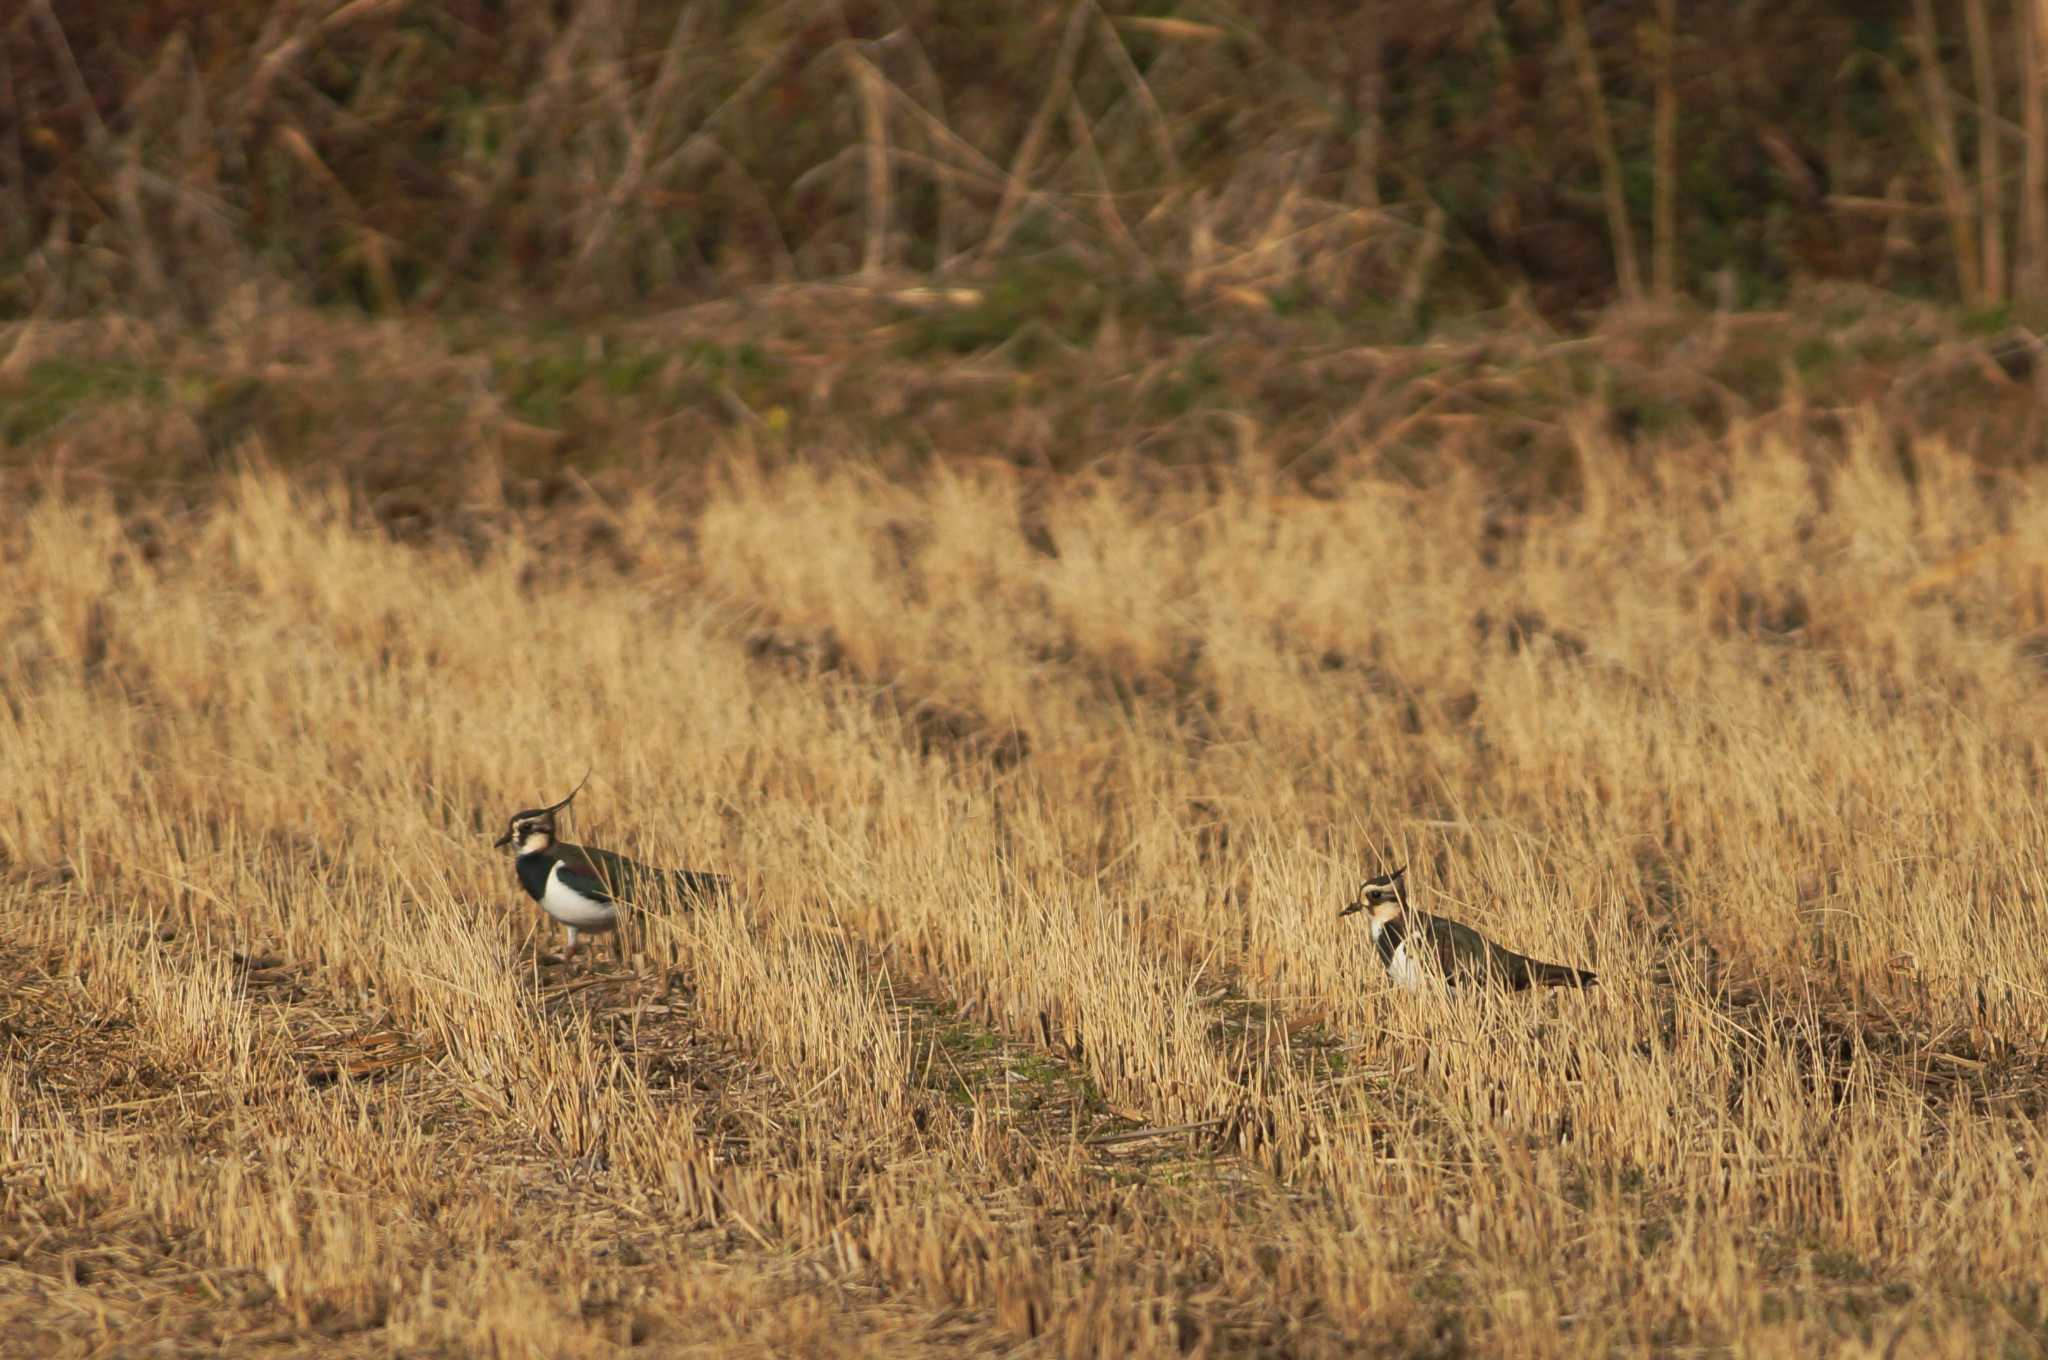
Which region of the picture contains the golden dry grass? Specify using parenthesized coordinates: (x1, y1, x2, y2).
(5, 411, 2048, 1356)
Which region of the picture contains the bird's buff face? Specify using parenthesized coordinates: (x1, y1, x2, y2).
(1339, 868, 1406, 922)
(491, 773, 588, 852)
(493, 811, 555, 853)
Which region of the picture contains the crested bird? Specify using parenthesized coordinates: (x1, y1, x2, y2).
(492, 774, 730, 962)
(1339, 866, 1597, 992)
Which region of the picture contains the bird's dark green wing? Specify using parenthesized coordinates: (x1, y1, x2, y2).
(549, 845, 623, 904)
(1417, 915, 1526, 987)
(1413, 911, 1595, 990)
(560, 843, 730, 906)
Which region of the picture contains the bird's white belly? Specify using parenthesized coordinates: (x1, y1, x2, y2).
(541, 870, 618, 931)
(1385, 939, 1428, 992)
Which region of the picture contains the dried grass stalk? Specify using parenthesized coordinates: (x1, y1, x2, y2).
(1560, 0, 1642, 301)
(1913, 0, 1984, 303)
(1965, 0, 2005, 302)
(982, 1, 1092, 261)
(2022, 0, 2048, 299)
(1653, 0, 1679, 301)
(852, 42, 893, 279)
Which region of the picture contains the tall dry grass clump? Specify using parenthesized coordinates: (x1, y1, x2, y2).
(4, 414, 2048, 1354)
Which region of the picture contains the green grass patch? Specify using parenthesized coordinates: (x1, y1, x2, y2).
(493, 349, 662, 427)
(894, 994, 1111, 1120)
(3, 361, 167, 446)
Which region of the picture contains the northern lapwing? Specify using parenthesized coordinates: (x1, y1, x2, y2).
(1339, 866, 1596, 992)
(493, 775, 730, 962)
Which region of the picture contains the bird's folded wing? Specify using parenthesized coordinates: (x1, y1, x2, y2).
(550, 845, 624, 903)
(568, 844, 730, 906)
(1421, 917, 1512, 975)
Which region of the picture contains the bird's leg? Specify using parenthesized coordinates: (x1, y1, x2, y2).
(564, 926, 580, 961)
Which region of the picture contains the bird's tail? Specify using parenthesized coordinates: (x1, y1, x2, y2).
(1531, 961, 1597, 988)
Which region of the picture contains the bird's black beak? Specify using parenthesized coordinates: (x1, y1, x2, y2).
(1338, 899, 1363, 918)
(492, 828, 515, 849)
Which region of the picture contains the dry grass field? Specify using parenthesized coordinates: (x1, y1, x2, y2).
(6, 363, 2048, 1354)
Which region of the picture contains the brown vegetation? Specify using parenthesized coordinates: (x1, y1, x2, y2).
(10, 1, 2048, 321)
(5, 357, 2048, 1352)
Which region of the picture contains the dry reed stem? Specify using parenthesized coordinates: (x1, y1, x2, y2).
(980, 0, 1092, 261)
(852, 40, 894, 280)
(566, 0, 702, 286)
(27, 1, 107, 150)
(876, 11, 962, 269)
(1965, 0, 2006, 302)
(1063, 93, 1145, 269)
(1398, 202, 1448, 324)
(1346, 5, 1384, 212)
(1088, 1, 1180, 180)
(1560, 0, 1642, 302)
(1652, 0, 1679, 301)
(2026, 1, 2048, 300)
(1913, 0, 1985, 303)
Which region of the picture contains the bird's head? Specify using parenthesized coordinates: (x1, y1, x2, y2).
(492, 772, 588, 853)
(1339, 865, 1407, 927)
